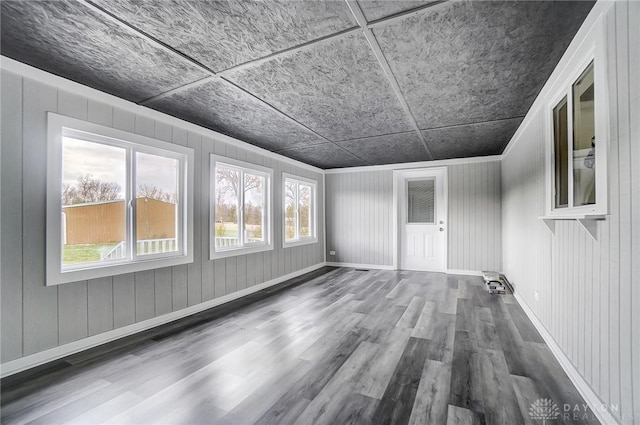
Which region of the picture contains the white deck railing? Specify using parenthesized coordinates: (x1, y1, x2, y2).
(102, 237, 263, 260)
(101, 238, 178, 260)
(137, 238, 177, 255)
(214, 237, 262, 248)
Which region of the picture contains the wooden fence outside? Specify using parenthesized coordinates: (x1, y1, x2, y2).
(63, 198, 176, 245)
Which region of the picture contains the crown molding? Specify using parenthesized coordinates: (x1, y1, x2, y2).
(324, 155, 502, 174)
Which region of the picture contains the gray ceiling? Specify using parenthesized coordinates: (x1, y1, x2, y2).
(1, 0, 594, 169)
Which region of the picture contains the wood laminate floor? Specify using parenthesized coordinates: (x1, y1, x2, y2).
(1, 267, 600, 425)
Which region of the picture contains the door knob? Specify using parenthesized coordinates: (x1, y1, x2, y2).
(439, 227, 444, 232)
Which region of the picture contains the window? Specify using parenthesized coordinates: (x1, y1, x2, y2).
(210, 156, 273, 259)
(283, 174, 317, 247)
(47, 113, 194, 286)
(407, 179, 435, 224)
(548, 58, 607, 216)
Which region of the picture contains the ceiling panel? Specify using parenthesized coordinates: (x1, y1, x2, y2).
(374, 1, 595, 129)
(93, 0, 356, 72)
(0, 0, 208, 103)
(277, 144, 367, 169)
(226, 32, 414, 142)
(148, 79, 326, 151)
(422, 118, 522, 160)
(357, 0, 436, 22)
(0, 0, 595, 168)
(336, 131, 430, 165)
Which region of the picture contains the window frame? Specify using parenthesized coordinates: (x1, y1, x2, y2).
(545, 42, 608, 218)
(210, 155, 274, 259)
(283, 173, 318, 248)
(46, 113, 194, 286)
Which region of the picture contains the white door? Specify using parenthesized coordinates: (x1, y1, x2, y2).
(397, 168, 446, 272)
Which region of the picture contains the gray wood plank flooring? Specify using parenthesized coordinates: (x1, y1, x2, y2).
(1, 268, 600, 424)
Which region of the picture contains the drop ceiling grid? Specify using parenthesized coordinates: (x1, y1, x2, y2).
(0, 0, 596, 168)
(0, 0, 210, 103)
(147, 78, 329, 152)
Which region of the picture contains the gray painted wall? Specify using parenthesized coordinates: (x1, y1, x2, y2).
(325, 161, 502, 272)
(448, 162, 501, 272)
(501, 2, 639, 423)
(325, 170, 394, 266)
(0, 71, 325, 363)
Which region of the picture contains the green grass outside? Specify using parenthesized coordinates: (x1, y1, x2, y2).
(63, 243, 119, 265)
(214, 222, 264, 239)
(215, 222, 238, 237)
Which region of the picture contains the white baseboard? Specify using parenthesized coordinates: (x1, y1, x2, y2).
(0, 263, 326, 378)
(513, 292, 618, 425)
(325, 262, 394, 270)
(446, 269, 483, 276)
(324, 265, 485, 275)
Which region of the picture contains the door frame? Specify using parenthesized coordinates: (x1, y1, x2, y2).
(392, 167, 448, 271)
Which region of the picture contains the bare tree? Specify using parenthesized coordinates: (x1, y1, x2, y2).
(215, 168, 262, 222)
(62, 174, 121, 205)
(137, 184, 176, 203)
(216, 168, 261, 200)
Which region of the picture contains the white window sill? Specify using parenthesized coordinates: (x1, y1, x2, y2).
(283, 238, 318, 249)
(48, 253, 194, 286)
(211, 244, 273, 260)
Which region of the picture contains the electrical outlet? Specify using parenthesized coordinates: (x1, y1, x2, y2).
(329, 251, 336, 256)
(534, 290, 539, 301)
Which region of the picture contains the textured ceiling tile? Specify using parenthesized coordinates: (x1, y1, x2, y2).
(336, 132, 431, 165)
(357, 0, 436, 22)
(227, 32, 413, 141)
(422, 118, 523, 160)
(375, 1, 595, 129)
(277, 144, 367, 169)
(147, 79, 325, 151)
(0, 0, 208, 103)
(93, 0, 356, 72)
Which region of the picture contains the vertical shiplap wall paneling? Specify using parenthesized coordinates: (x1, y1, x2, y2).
(325, 171, 333, 261)
(449, 163, 459, 269)
(86, 100, 115, 336)
(0, 70, 23, 362)
(605, 4, 621, 417)
(359, 172, 366, 265)
(373, 171, 380, 265)
(482, 162, 490, 270)
(0, 68, 325, 371)
(22, 78, 58, 355)
(447, 162, 502, 272)
(630, 1, 640, 421)
(463, 165, 470, 269)
(170, 127, 189, 312)
(502, 3, 639, 423)
(325, 170, 392, 266)
(614, 1, 634, 419)
(470, 164, 478, 269)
